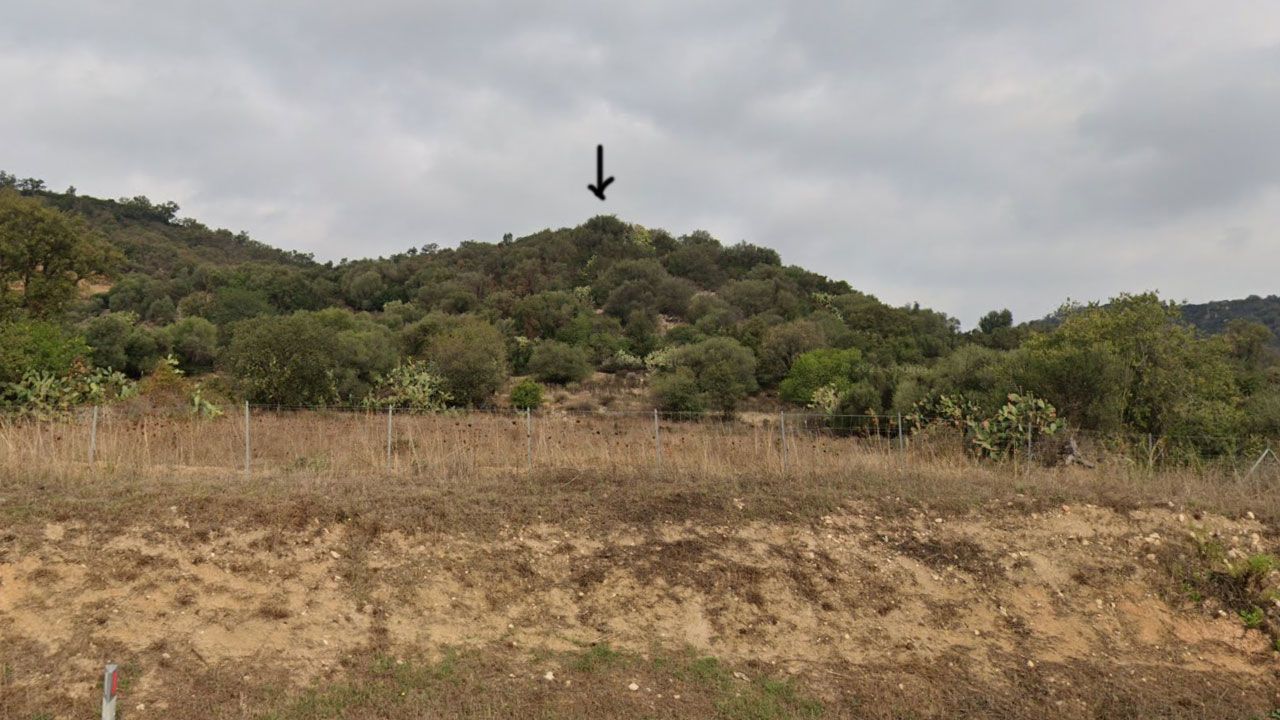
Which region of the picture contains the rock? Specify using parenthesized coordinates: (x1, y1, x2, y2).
(544, 671, 555, 681)
(733, 671, 749, 681)
(329, 551, 341, 559)
(1247, 511, 1256, 521)
(628, 682, 639, 691)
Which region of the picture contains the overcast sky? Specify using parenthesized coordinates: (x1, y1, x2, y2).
(4, 2, 1279, 325)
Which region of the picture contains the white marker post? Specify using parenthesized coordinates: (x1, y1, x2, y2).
(102, 663, 119, 720)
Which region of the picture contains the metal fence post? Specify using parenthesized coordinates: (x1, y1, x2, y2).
(243, 401, 251, 479)
(653, 409, 662, 470)
(102, 663, 119, 720)
(896, 412, 904, 453)
(525, 408, 533, 469)
(386, 405, 394, 471)
(780, 411, 788, 474)
(88, 405, 99, 464)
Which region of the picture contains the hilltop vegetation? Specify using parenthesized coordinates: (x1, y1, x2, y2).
(1182, 295, 1280, 343)
(3, 172, 1280, 452)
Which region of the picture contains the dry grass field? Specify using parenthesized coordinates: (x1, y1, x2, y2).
(2, 411, 1279, 719)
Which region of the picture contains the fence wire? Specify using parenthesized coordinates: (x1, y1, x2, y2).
(1, 405, 1278, 480)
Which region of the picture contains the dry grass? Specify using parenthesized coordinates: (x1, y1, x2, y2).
(1, 409, 1278, 535)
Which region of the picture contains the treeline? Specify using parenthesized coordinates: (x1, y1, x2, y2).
(2, 176, 1279, 456)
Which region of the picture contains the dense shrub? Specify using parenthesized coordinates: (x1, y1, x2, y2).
(224, 310, 397, 405)
(0, 320, 90, 385)
(758, 320, 826, 387)
(780, 348, 867, 406)
(163, 317, 218, 373)
(527, 340, 592, 385)
(651, 368, 704, 413)
(225, 314, 342, 406)
(510, 378, 544, 410)
(82, 312, 163, 376)
(664, 337, 758, 414)
(425, 318, 508, 406)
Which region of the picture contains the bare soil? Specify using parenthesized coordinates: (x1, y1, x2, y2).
(2, 493, 1278, 718)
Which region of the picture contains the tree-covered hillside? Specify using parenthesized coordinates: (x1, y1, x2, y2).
(1182, 296, 1280, 344)
(3, 172, 1279, 454)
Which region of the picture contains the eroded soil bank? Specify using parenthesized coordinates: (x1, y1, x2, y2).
(2, 501, 1278, 718)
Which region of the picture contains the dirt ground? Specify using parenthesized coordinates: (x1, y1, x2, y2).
(2, 496, 1278, 719)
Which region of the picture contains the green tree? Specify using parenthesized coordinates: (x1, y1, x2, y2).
(1224, 319, 1273, 365)
(974, 309, 1022, 350)
(512, 290, 586, 339)
(0, 189, 119, 318)
(978, 309, 1012, 334)
(1016, 293, 1241, 436)
(204, 286, 273, 325)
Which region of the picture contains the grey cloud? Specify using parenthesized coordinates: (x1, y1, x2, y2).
(3, 1, 1280, 325)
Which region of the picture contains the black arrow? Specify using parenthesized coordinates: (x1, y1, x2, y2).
(587, 144, 614, 200)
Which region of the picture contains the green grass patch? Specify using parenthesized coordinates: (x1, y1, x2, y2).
(253, 645, 825, 720)
(570, 642, 622, 673)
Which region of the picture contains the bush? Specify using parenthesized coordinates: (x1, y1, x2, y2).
(758, 320, 825, 387)
(662, 337, 758, 414)
(510, 378, 544, 410)
(225, 314, 341, 406)
(779, 348, 866, 406)
(527, 340, 592, 385)
(0, 320, 90, 385)
(83, 312, 163, 376)
(224, 310, 396, 405)
(426, 318, 508, 406)
(600, 349, 645, 374)
(163, 317, 218, 373)
(651, 368, 704, 414)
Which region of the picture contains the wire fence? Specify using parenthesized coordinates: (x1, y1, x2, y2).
(1, 404, 1278, 481)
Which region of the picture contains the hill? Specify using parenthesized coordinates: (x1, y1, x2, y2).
(3, 171, 1280, 451)
(1182, 295, 1280, 344)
